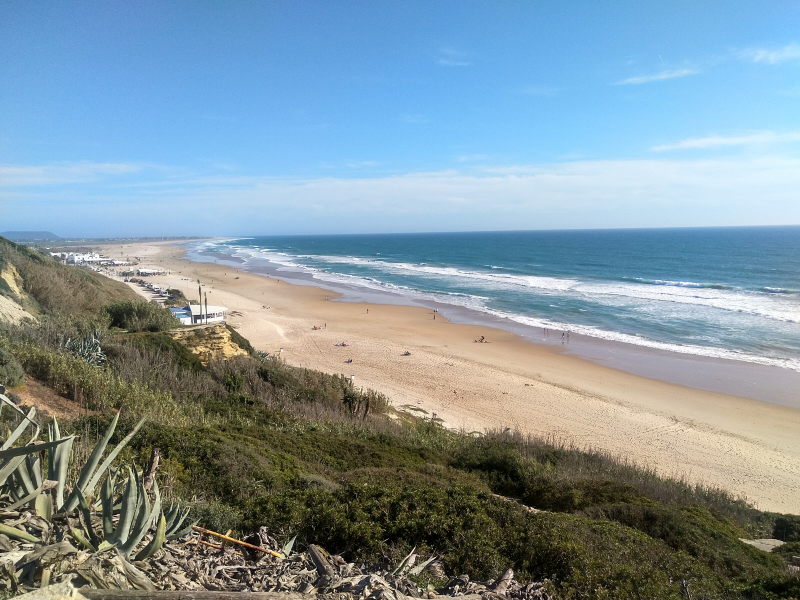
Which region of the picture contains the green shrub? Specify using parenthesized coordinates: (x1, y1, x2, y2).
(120, 332, 204, 373)
(0, 347, 24, 387)
(104, 300, 177, 332)
(226, 324, 255, 355)
(773, 515, 800, 542)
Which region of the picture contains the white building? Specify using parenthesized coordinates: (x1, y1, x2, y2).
(169, 305, 228, 325)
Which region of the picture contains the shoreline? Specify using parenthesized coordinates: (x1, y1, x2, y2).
(98, 239, 800, 514)
(185, 240, 800, 408)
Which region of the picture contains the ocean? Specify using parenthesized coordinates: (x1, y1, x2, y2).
(187, 226, 800, 374)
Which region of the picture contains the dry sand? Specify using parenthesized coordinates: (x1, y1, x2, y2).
(98, 240, 800, 514)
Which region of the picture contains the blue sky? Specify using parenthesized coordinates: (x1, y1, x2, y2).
(2, 1, 800, 236)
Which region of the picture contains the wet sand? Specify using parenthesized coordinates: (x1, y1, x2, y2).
(98, 240, 800, 514)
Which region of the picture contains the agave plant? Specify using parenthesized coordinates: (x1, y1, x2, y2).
(0, 391, 191, 557)
(71, 465, 165, 559)
(61, 328, 106, 366)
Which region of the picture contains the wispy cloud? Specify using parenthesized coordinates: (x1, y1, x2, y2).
(437, 47, 471, 67)
(0, 162, 145, 186)
(652, 130, 800, 151)
(521, 85, 560, 97)
(614, 68, 700, 85)
(5, 157, 800, 236)
(738, 43, 800, 65)
(455, 154, 490, 163)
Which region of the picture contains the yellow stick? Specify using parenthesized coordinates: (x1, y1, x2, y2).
(191, 525, 284, 558)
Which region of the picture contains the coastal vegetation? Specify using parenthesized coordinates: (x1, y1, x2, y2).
(0, 237, 798, 598)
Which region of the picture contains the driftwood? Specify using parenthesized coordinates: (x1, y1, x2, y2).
(307, 545, 335, 579)
(1, 506, 552, 599)
(491, 568, 514, 595)
(142, 448, 161, 493)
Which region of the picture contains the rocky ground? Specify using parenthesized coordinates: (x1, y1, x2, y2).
(2, 514, 551, 600)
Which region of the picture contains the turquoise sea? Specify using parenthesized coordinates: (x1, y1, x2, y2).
(188, 226, 800, 374)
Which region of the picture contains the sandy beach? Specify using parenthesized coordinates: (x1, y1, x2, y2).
(97, 240, 800, 514)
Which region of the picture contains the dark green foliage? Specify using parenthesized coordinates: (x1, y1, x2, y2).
(0, 346, 24, 387)
(582, 504, 783, 582)
(103, 300, 177, 332)
(226, 324, 255, 355)
(163, 288, 189, 307)
(773, 515, 800, 542)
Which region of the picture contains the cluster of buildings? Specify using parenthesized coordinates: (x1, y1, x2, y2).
(129, 278, 228, 326)
(49, 251, 131, 266)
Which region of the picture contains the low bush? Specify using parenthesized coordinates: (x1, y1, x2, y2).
(0, 346, 24, 387)
(104, 300, 177, 332)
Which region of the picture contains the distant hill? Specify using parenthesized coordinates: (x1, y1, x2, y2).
(1, 231, 62, 241)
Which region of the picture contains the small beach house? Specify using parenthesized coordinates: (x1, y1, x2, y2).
(169, 304, 228, 325)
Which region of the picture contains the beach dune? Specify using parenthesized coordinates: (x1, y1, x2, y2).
(100, 240, 800, 514)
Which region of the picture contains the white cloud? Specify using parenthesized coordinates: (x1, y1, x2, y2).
(652, 131, 800, 151)
(614, 68, 700, 85)
(437, 47, 471, 67)
(738, 43, 800, 65)
(0, 162, 144, 186)
(4, 157, 800, 236)
(455, 154, 490, 163)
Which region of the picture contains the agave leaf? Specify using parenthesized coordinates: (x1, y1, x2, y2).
(0, 437, 71, 462)
(62, 412, 120, 513)
(76, 488, 100, 548)
(14, 455, 38, 497)
(408, 555, 438, 576)
(47, 417, 73, 509)
(281, 534, 298, 558)
(123, 480, 161, 557)
(166, 507, 191, 537)
(110, 466, 138, 546)
(135, 512, 166, 561)
(35, 491, 53, 520)
(51, 435, 74, 510)
(6, 482, 44, 510)
(0, 454, 29, 490)
(392, 546, 417, 575)
(118, 475, 153, 557)
(67, 417, 145, 512)
(167, 520, 197, 541)
(70, 526, 96, 551)
(101, 473, 116, 538)
(0, 407, 37, 451)
(164, 502, 179, 524)
(0, 523, 40, 543)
